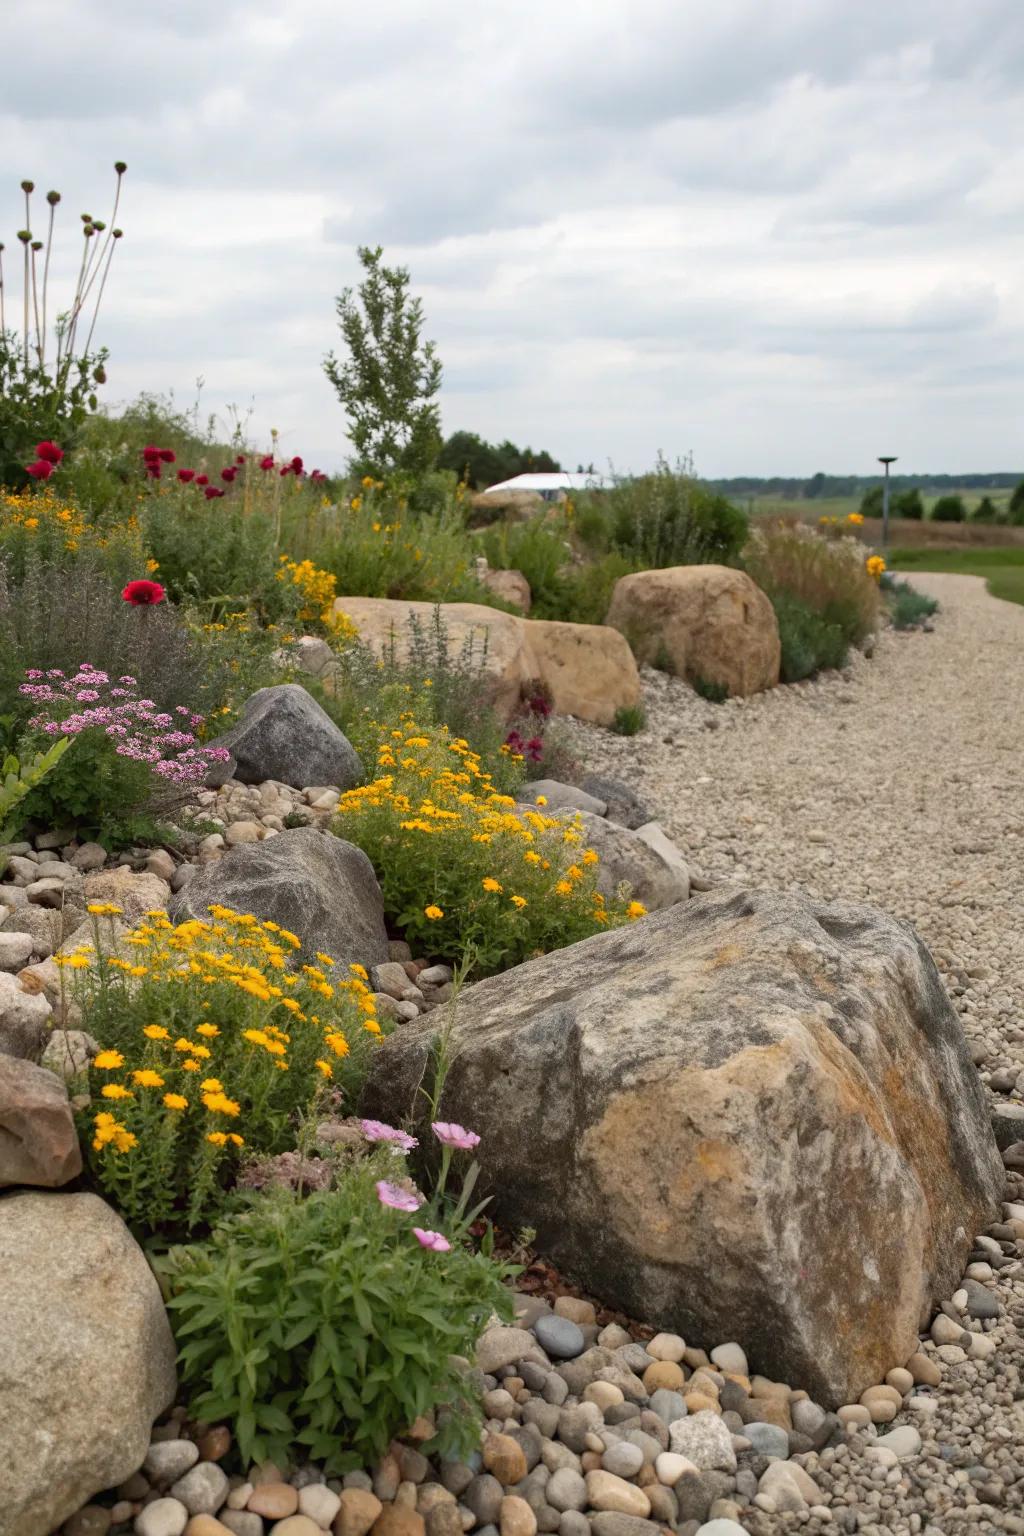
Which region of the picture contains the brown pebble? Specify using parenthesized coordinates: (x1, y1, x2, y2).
(906, 1351, 942, 1387)
(184, 1519, 235, 1536)
(748, 1397, 791, 1431)
(372, 1506, 426, 1536)
(268, 1519, 321, 1536)
(499, 1495, 537, 1536)
(416, 1487, 455, 1515)
(118, 1474, 150, 1501)
(406, 1416, 436, 1442)
(197, 1426, 232, 1462)
(642, 1361, 685, 1393)
(64, 1509, 111, 1536)
(482, 1433, 528, 1486)
(425, 1506, 462, 1536)
(334, 1489, 383, 1536)
(248, 1483, 300, 1519)
(109, 1503, 134, 1527)
(682, 1393, 720, 1416)
(396, 1445, 430, 1484)
(580, 1453, 603, 1473)
(553, 1296, 597, 1327)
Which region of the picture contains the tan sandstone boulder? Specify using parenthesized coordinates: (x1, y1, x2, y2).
(0, 1054, 82, 1188)
(605, 565, 780, 696)
(0, 1190, 177, 1535)
(334, 597, 640, 727)
(362, 887, 1002, 1406)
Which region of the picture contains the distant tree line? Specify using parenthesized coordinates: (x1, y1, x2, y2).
(708, 471, 1024, 500)
(437, 431, 561, 489)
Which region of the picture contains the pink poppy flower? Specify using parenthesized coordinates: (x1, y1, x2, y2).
(431, 1122, 481, 1151)
(413, 1228, 452, 1253)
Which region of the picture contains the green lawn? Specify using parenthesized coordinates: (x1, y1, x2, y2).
(887, 547, 1024, 607)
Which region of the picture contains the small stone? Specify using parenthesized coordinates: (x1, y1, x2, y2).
(558, 1405, 603, 1454)
(641, 1361, 684, 1394)
(935, 1344, 968, 1364)
(109, 1504, 134, 1527)
(171, 1464, 230, 1517)
(874, 1425, 922, 1458)
(969, 1333, 997, 1360)
(65, 1507, 112, 1536)
(334, 1490, 383, 1536)
(930, 1313, 968, 1346)
(668, 1414, 736, 1473)
(220, 1515, 264, 1536)
(789, 1400, 827, 1439)
(584, 1473, 651, 1518)
(145, 1441, 201, 1486)
(146, 849, 177, 880)
(597, 1326, 632, 1350)
(546, 1470, 588, 1514)
(464, 1477, 504, 1526)
(654, 1454, 698, 1487)
(483, 1433, 529, 1486)
(906, 1351, 941, 1386)
(197, 1427, 232, 1463)
(858, 1385, 901, 1423)
(589, 1518, 661, 1536)
(184, 1519, 235, 1536)
(962, 1279, 1000, 1320)
(397, 1447, 430, 1485)
(135, 1501, 189, 1536)
(694, 1522, 749, 1536)
(371, 1510, 425, 1536)
(270, 1520, 321, 1536)
(535, 1315, 586, 1360)
(682, 1394, 719, 1417)
(477, 1328, 544, 1375)
(583, 1382, 624, 1413)
(742, 1423, 789, 1459)
(416, 1487, 455, 1517)
(600, 1443, 644, 1480)
(250, 1486, 300, 1520)
(299, 1485, 342, 1527)
(425, 1507, 463, 1536)
(646, 1333, 685, 1364)
(708, 1344, 747, 1377)
(884, 1368, 914, 1396)
(542, 1374, 569, 1407)
(500, 1497, 537, 1536)
(646, 1390, 687, 1428)
(553, 1297, 597, 1327)
(557, 1516, 590, 1536)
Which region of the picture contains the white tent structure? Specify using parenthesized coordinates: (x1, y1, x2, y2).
(481, 471, 613, 498)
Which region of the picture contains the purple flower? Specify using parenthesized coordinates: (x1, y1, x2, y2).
(432, 1121, 481, 1151)
(412, 1227, 452, 1253)
(24, 669, 43, 680)
(76, 689, 99, 702)
(361, 1119, 418, 1151)
(375, 1180, 422, 1213)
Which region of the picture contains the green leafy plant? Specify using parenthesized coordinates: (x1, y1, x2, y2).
(577, 457, 748, 570)
(771, 593, 848, 682)
(885, 577, 939, 630)
(324, 246, 442, 481)
(160, 1141, 516, 1471)
(743, 520, 879, 663)
(692, 676, 728, 703)
(930, 494, 965, 523)
(0, 732, 71, 841)
(610, 703, 646, 736)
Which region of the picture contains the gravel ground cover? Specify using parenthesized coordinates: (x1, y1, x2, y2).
(563, 574, 1024, 1534)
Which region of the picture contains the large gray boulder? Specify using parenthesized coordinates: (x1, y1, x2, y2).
(207, 683, 363, 790)
(572, 810, 689, 910)
(0, 1054, 82, 1188)
(362, 887, 1003, 1406)
(170, 826, 390, 968)
(0, 1190, 177, 1536)
(0, 971, 53, 1062)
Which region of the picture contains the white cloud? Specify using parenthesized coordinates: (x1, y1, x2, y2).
(1, 0, 1022, 474)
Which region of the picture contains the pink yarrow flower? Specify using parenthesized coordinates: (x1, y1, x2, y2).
(413, 1228, 452, 1253)
(361, 1119, 418, 1151)
(432, 1121, 481, 1151)
(376, 1180, 422, 1213)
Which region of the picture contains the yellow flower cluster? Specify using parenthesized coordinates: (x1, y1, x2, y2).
(866, 554, 886, 579)
(1, 487, 86, 549)
(276, 555, 357, 641)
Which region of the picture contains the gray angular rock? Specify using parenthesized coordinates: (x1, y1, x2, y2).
(578, 776, 652, 831)
(0, 1053, 82, 1187)
(207, 683, 363, 790)
(170, 827, 389, 968)
(0, 970, 53, 1060)
(361, 887, 1002, 1407)
(669, 1414, 736, 1473)
(516, 781, 608, 817)
(568, 811, 688, 911)
(0, 1190, 177, 1536)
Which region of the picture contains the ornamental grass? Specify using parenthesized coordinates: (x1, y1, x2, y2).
(58, 903, 385, 1236)
(743, 519, 881, 646)
(332, 717, 643, 973)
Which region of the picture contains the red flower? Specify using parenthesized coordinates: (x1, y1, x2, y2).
(235, 453, 246, 465)
(25, 459, 54, 480)
(195, 474, 209, 486)
(529, 695, 551, 718)
(220, 466, 237, 483)
(280, 465, 291, 477)
(141, 445, 161, 462)
(204, 486, 225, 500)
(505, 729, 524, 753)
(525, 737, 544, 762)
(310, 469, 326, 483)
(259, 455, 275, 471)
(34, 440, 64, 464)
(146, 463, 161, 479)
(290, 456, 303, 474)
(159, 449, 176, 464)
(177, 469, 195, 483)
(122, 579, 166, 607)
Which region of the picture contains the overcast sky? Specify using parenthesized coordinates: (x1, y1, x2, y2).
(3, 0, 1022, 477)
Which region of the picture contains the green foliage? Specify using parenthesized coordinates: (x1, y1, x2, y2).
(310, 489, 484, 605)
(894, 488, 924, 520)
(160, 1156, 516, 1472)
(611, 703, 646, 736)
(438, 431, 560, 489)
(578, 459, 747, 570)
(930, 494, 965, 523)
(479, 517, 571, 615)
(0, 732, 71, 841)
(885, 577, 939, 630)
(0, 336, 106, 490)
(19, 724, 156, 843)
(140, 488, 281, 615)
(859, 485, 883, 517)
(693, 676, 729, 704)
(772, 593, 849, 682)
(969, 495, 1000, 524)
(324, 247, 442, 482)
(1010, 481, 1024, 525)
(744, 521, 880, 658)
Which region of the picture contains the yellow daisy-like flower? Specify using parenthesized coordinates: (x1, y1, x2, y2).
(424, 905, 444, 921)
(510, 894, 527, 910)
(132, 1069, 165, 1088)
(482, 877, 503, 893)
(566, 865, 583, 881)
(583, 849, 599, 865)
(101, 1083, 134, 1100)
(554, 880, 573, 896)
(182, 1059, 201, 1072)
(347, 961, 365, 978)
(206, 1131, 229, 1147)
(143, 1025, 169, 1040)
(93, 1050, 125, 1070)
(200, 1078, 224, 1093)
(524, 850, 541, 865)
(86, 902, 124, 916)
(196, 1023, 220, 1038)
(627, 900, 647, 920)
(114, 1127, 137, 1152)
(325, 1031, 350, 1058)
(202, 1091, 241, 1117)
(163, 1093, 188, 1111)
(173, 1037, 194, 1053)
(535, 795, 548, 806)
(866, 554, 886, 579)
(315, 1059, 333, 1078)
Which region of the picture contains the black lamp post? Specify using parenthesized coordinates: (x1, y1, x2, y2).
(878, 456, 897, 548)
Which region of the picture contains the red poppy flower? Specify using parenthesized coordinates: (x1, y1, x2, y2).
(220, 467, 237, 483)
(279, 465, 291, 477)
(122, 579, 166, 606)
(290, 456, 303, 474)
(146, 463, 161, 479)
(159, 449, 176, 464)
(310, 469, 326, 483)
(177, 469, 195, 483)
(34, 440, 64, 464)
(195, 474, 209, 486)
(141, 445, 161, 462)
(529, 695, 552, 718)
(259, 455, 275, 471)
(204, 486, 225, 500)
(235, 454, 246, 465)
(525, 737, 544, 762)
(25, 459, 54, 480)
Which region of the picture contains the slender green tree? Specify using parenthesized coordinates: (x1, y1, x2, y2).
(324, 246, 442, 481)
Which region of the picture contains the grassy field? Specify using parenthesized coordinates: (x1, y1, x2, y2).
(747, 489, 1016, 522)
(888, 547, 1024, 607)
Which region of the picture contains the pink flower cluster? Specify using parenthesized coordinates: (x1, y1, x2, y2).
(20, 664, 231, 788)
(367, 1118, 481, 1257)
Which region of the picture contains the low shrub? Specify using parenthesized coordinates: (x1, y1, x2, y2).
(968, 496, 1000, 525)
(0, 482, 142, 585)
(61, 904, 383, 1236)
(160, 1127, 515, 1470)
(772, 593, 849, 682)
(930, 494, 965, 523)
(577, 458, 748, 569)
(0, 734, 71, 842)
(333, 719, 644, 972)
(611, 703, 646, 736)
(744, 521, 880, 656)
(885, 577, 939, 630)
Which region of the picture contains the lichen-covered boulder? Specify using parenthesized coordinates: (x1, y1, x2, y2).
(170, 826, 389, 968)
(0, 1190, 176, 1535)
(207, 683, 363, 790)
(606, 565, 780, 696)
(362, 887, 1002, 1406)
